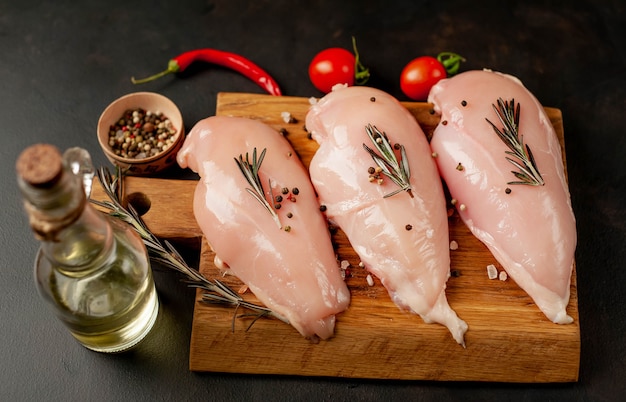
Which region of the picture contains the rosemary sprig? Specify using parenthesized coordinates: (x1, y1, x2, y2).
(234, 148, 282, 229)
(486, 98, 545, 186)
(363, 124, 414, 198)
(90, 166, 288, 330)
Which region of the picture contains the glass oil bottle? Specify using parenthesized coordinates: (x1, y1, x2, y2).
(16, 144, 159, 353)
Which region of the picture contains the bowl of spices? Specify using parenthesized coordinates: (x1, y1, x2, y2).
(97, 92, 184, 175)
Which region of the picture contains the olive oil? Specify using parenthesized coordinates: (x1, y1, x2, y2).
(36, 219, 158, 353)
(17, 144, 158, 353)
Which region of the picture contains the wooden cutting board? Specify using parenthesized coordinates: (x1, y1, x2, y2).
(92, 92, 579, 382)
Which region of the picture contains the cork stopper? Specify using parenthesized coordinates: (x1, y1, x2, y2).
(16, 144, 64, 188)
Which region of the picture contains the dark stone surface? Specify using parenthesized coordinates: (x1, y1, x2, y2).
(1, 0, 624, 400)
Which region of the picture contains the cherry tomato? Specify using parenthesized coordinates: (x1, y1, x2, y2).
(309, 48, 357, 93)
(400, 56, 447, 101)
(400, 52, 465, 101)
(309, 38, 370, 94)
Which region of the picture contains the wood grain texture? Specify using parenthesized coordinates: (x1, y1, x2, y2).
(91, 92, 579, 382)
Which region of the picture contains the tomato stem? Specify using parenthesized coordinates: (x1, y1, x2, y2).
(437, 52, 466, 76)
(352, 36, 370, 85)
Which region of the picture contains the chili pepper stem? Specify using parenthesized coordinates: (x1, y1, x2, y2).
(131, 59, 181, 84)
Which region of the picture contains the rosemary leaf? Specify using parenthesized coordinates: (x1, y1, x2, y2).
(486, 98, 545, 186)
(363, 124, 414, 198)
(234, 148, 282, 229)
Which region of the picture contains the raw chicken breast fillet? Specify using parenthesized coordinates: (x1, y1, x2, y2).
(306, 86, 467, 345)
(177, 116, 350, 340)
(428, 69, 576, 324)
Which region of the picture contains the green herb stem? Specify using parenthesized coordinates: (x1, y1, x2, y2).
(485, 98, 545, 186)
(363, 124, 414, 198)
(234, 148, 282, 229)
(90, 166, 288, 328)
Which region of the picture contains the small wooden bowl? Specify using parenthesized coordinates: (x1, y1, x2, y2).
(97, 92, 184, 175)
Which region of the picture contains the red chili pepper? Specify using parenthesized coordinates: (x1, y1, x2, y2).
(131, 48, 282, 96)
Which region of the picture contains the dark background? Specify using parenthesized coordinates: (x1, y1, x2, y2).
(1, 0, 624, 400)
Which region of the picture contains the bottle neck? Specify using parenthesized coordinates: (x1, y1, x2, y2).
(20, 164, 113, 271)
(19, 165, 87, 242)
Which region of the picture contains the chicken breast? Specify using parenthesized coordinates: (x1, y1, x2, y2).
(177, 115, 350, 340)
(306, 86, 467, 345)
(428, 69, 577, 324)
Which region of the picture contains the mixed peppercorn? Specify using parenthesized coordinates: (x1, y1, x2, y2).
(107, 108, 177, 159)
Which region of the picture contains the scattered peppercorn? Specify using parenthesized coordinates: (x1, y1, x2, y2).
(394, 143, 400, 150)
(505, 187, 512, 194)
(281, 187, 289, 194)
(461, 100, 467, 107)
(286, 212, 293, 218)
(456, 162, 464, 171)
(319, 205, 327, 212)
(405, 224, 413, 231)
(370, 96, 376, 102)
(284, 225, 291, 232)
(279, 128, 288, 136)
(368, 166, 375, 174)
(307, 132, 313, 140)
(292, 187, 299, 195)
(274, 203, 281, 209)
(442, 120, 448, 126)
(275, 195, 283, 202)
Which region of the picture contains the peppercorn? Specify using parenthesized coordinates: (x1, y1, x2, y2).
(108, 108, 177, 159)
(292, 187, 299, 195)
(275, 195, 283, 202)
